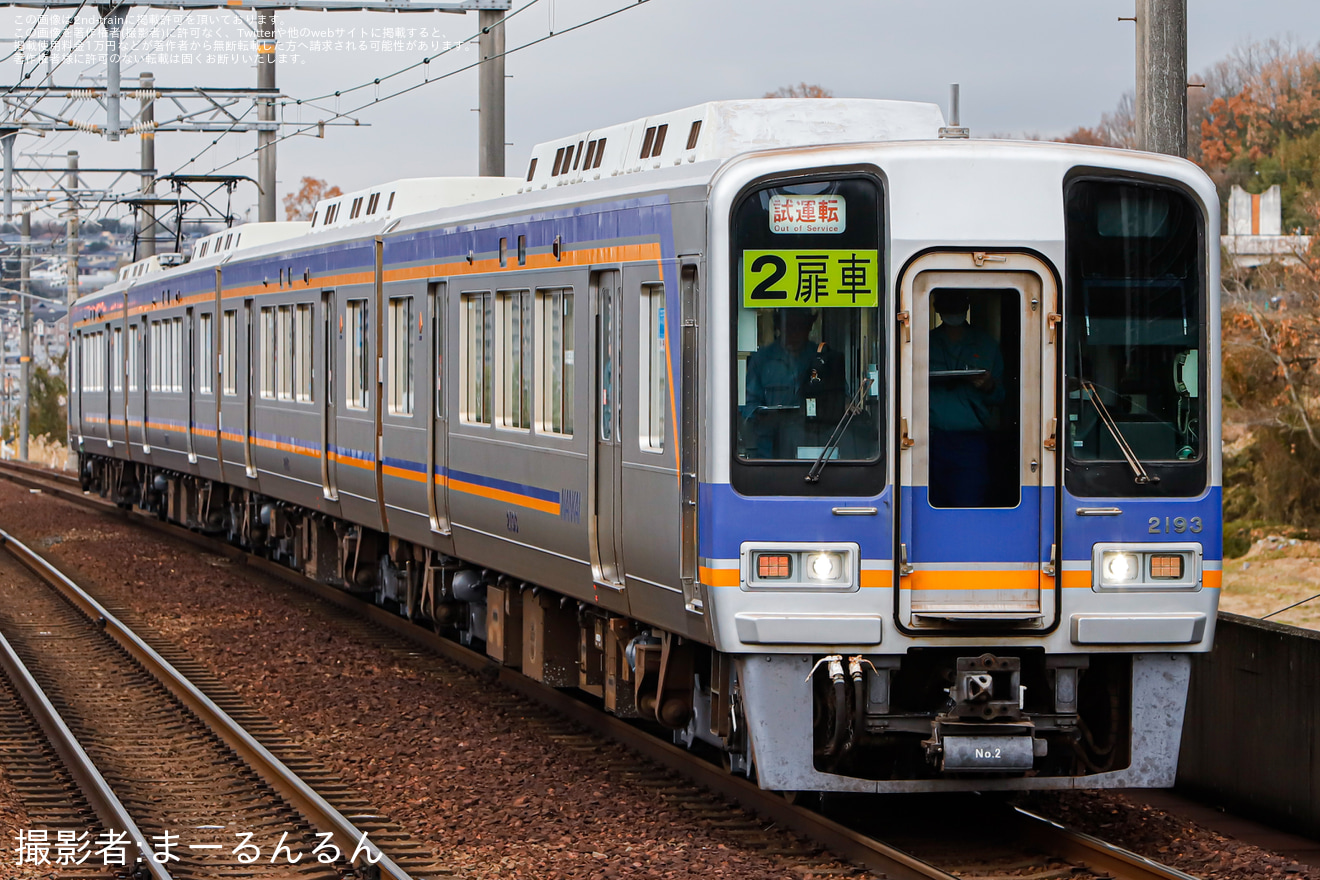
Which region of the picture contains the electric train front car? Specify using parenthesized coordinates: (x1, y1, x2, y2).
(700, 137, 1220, 792)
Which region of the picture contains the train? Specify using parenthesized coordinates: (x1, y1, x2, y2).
(70, 98, 1222, 793)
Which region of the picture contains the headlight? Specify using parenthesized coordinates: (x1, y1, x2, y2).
(1091, 544, 1201, 591)
(741, 543, 857, 591)
(805, 552, 842, 581)
(1101, 552, 1140, 584)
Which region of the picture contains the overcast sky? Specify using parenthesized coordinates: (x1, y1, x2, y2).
(4, 0, 1320, 226)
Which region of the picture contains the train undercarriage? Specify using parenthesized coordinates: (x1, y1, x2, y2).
(82, 454, 1137, 786)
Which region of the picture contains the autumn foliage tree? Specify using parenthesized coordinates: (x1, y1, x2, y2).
(1199, 42, 1320, 233)
(764, 83, 833, 99)
(283, 177, 342, 221)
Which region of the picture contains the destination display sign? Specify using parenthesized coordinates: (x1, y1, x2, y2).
(769, 194, 846, 233)
(742, 249, 879, 308)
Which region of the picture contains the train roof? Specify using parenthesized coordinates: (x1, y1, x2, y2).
(187, 221, 312, 263)
(307, 177, 524, 232)
(518, 99, 948, 193)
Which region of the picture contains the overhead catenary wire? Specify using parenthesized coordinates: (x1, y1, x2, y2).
(0, 8, 55, 67)
(0, 0, 97, 100)
(170, 0, 651, 181)
(165, 0, 549, 178)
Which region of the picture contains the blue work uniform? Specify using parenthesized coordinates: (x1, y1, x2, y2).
(928, 324, 1005, 507)
(743, 340, 816, 458)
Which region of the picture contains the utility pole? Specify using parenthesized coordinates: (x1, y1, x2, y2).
(19, 210, 30, 462)
(1, 130, 14, 221)
(66, 150, 79, 306)
(478, 9, 506, 177)
(100, 5, 128, 141)
(256, 10, 277, 222)
(1135, 0, 1188, 157)
(140, 71, 156, 258)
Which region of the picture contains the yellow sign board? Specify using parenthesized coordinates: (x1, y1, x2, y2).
(742, 249, 880, 308)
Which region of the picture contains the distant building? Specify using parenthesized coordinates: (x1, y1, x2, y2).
(1222, 184, 1312, 267)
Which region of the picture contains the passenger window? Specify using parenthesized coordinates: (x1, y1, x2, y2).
(260, 307, 276, 399)
(498, 289, 533, 430)
(278, 305, 294, 401)
(387, 296, 414, 416)
(173, 318, 183, 393)
(198, 314, 213, 395)
(221, 311, 237, 396)
(593, 138, 606, 168)
(639, 284, 667, 452)
(461, 292, 493, 424)
(128, 325, 140, 391)
(149, 321, 161, 392)
(296, 303, 313, 403)
(346, 299, 369, 410)
(111, 328, 122, 392)
(538, 289, 574, 437)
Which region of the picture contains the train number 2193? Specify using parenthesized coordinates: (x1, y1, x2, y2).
(1149, 516, 1202, 534)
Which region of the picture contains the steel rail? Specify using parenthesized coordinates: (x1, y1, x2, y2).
(1010, 806, 1204, 880)
(0, 525, 418, 880)
(0, 628, 172, 880)
(0, 461, 1204, 880)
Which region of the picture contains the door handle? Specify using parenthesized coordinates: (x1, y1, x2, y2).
(1043, 417, 1057, 451)
(899, 543, 915, 577)
(901, 418, 915, 448)
(897, 310, 911, 342)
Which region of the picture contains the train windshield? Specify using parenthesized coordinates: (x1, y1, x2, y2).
(730, 176, 885, 495)
(1064, 179, 1206, 496)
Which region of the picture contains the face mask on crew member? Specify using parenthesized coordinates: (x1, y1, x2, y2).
(940, 311, 967, 326)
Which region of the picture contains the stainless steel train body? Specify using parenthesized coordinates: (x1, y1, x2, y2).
(71, 99, 1221, 793)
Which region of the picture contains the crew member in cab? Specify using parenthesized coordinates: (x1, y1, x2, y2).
(742, 309, 845, 459)
(928, 290, 1004, 507)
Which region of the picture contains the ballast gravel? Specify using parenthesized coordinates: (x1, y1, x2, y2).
(0, 477, 1313, 879)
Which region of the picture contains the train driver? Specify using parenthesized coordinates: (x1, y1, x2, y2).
(928, 290, 1005, 507)
(742, 309, 820, 458)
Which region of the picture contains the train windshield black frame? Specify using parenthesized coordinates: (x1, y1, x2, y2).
(1064, 177, 1207, 497)
(729, 174, 885, 497)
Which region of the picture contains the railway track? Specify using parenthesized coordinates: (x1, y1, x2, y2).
(0, 498, 445, 879)
(0, 458, 1203, 880)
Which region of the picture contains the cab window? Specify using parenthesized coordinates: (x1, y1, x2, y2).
(730, 176, 885, 496)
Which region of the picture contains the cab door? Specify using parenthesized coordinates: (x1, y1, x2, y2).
(896, 252, 1058, 630)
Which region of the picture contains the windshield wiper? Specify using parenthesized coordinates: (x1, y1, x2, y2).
(805, 377, 873, 483)
(1080, 380, 1159, 484)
